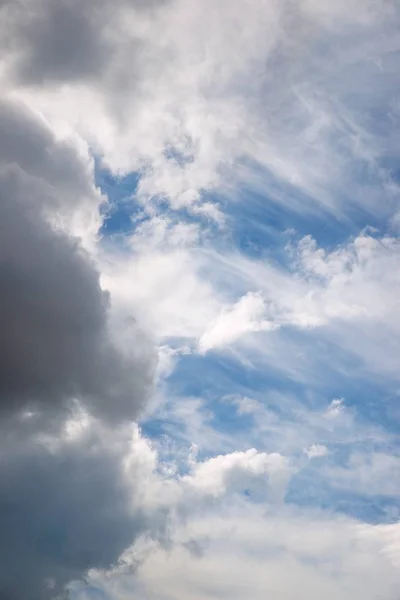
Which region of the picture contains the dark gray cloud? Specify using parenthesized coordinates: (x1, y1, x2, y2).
(1, 0, 167, 85)
(0, 96, 156, 598)
(0, 99, 96, 213)
(0, 98, 155, 422)
(0, 416, 148, 600)
(0, 1, 165, 596)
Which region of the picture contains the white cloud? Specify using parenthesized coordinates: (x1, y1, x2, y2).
(183, 448, 291, 499)
(85, 505, 400, 600)
(101, 247, 220, 341)
(304, 444, 329, 459)
(326, 399, 346, 419)
(198, 292, 277, 353)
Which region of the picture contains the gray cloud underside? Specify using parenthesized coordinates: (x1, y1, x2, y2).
(0, 420, 146, 600)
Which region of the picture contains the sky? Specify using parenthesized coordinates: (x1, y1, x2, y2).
(0, 1, 399, 599)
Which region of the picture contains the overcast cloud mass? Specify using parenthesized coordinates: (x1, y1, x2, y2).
(0, 1, 399, 599)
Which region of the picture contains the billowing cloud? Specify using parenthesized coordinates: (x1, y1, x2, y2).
(183, 448, 290, 499)
(0, 417, 151, 600)
(0, 95, 156, 598)
(0, 97, 155, 422)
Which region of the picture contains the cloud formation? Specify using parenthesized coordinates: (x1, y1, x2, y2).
(0, 417, 150, 600)
(0, 97, 154, 421)
(3, 0, 399, 219)
(0, 95, 155, 598)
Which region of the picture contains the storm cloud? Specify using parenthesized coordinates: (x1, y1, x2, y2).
(0, 416, 149, 600)
(0, 95, 156, 598)
(0, 98, 154, 421)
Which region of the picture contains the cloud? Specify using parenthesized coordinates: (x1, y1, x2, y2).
(0, 97, 101, 243)
(0, 98, 155, 422)
(191, 231, 400, 381)
(0, 416, 153, 600)
(106, 225, 400, 386)
(325, 452, 400, 497)
(0, 95, 156, 598)
(304, 444, 329, 459)
(85, 501, 400, 600)
(1, 0, 167, 85)
(183, 448, 290, 499)
(0, 410, 187, 600)
(198, 292, 277, 354)
(3, 0, 399, 221)
(100, 216, 221, 341)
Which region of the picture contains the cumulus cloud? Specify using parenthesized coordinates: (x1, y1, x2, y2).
(0, 94, 156, 598)
(0, 97, 154, 422)
(183, 448, 290, 499)
(0, 417, 156, 600)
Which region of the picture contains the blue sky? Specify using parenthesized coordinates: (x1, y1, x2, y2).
(1, 1, 400, 599)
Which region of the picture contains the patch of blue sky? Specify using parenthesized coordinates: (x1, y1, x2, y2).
(149, 327, 398, 420)
(224, 190, 352, 255)
(96, 166, 142, 238)
(143, 357, 328, 435)
(142, 331, 399, 470)
(160, 349, 306, 401)
(231, 185, 392, 257)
